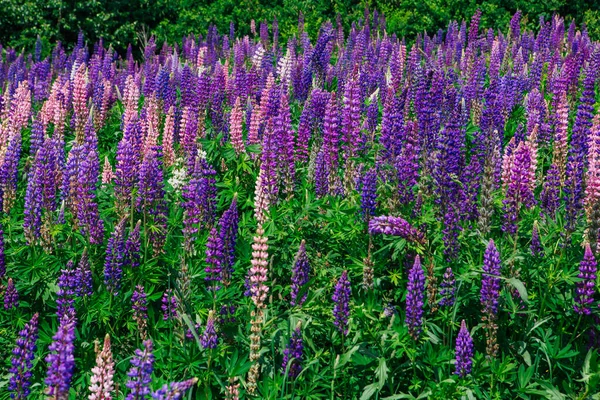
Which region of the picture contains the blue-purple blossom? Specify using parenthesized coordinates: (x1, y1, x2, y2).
(575, 243, 597, 315)
(201, 310, 218, 349)
(126, 340, 155, 400)
(481, 239, 502, 316)
(282, 322, 303, 378)
(151, 378, 198, 400)
(161, 289, 178, 321)
(291, 240, 310, 306)
(439, 267, 456, 307)
(455, 320, 474, 377)
(44, 316, 76, 399)
(4, 277, 19, 310)
(332, 270, 351, 336)
(9, 313, 39, 399)
(405, 255, 425, 340)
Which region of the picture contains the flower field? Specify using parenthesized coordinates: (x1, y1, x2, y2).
(2, 9, 600, 399)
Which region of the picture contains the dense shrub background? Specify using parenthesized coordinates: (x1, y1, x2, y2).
(2, 0, 600, 52)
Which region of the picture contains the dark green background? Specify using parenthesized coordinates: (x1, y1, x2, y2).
(1, 0, 599, 54)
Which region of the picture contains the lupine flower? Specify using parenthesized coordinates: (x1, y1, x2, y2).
(439, 267, 456, 307)
(368, 215, 426, 245)
(291, 240, 310, 306)
(102, 156, 114, 185)
(45, 316, 76, 399)
(455, 320, 474, 377)
(104, 219, 126, 295)
(9, 313, 39, 399)
(405, 255, 425, 340)
(229, 97, 245, 154)
(201, 310, 218, 349)
(246, 224, 269, 308)
(282, 321, 303, 378)
(575, 243, 597, 315)
(332, 270, 351, 336)
(219, 196, 239, 285)
(137, 146, 167, 256)
(481, 239, 502, 315)
(218, 305, 237, 325)
(125, 220, 142, 269)
(0, 226, 5, 279)
(530, 222, 543, 257)
(481, 239, 501, 358)
(151, 378, 198, 400)
(76, 249, 93, 297)
(126, 340, 155, 400)
(224, 377, 240, 400)
(89, 334, 115, 400)
(205, 227, 224, 290)
(132, 285, 149, 339)
(57, 262, 77, 320)
(359, 168, 377, 221)
(161, 289, 178, 321)
(383, 304, 396, 318)
(4, 277, 18, 309)
(362, 255, 374, 290)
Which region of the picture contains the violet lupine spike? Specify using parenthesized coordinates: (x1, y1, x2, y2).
(332, 270, 351, 336)
(205, 227, 224, 291)
(76, 249, 93, 297)
(359, 168, 377, 221)
(104, 219, 127, 295)
(126, 340, 155, 400)
(132, 285, 149, 339)
(455, 320, 474, 378)
(44, 316, 76, 399)
(161, 289, 178, 321)
(405, 255, 425, 340)
(219, 196, 239, 285)
(322, 93, 342, 195)
(481, 239, 502, 316)
(9, 313, 39, 400)
(88, 334, 115, 400)
(57, 262, 77, 320)
(439, 267, 456, 307)
(574, 243, 597, 315)
(541, 163, 561, 219)
(0, 225, 5, 279)
(125, 220, 142, 269)
(4, 277, 19, 310)
(151, 378, 198, 400)
(530, 222, 543, 257)
(502, 139, 536, 234)
(201, 310, 219, 349)
(0, 131, 22, 213)
(368, 215, 426, 245)
(291, 240, 310, 306)
(282, 321, 303, 379)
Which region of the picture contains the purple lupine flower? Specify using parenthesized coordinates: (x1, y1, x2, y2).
(104, 219, 127, 295)
(439, 267, 456, 307)
(368, 215, 426, 245)
(182, 156, 217, 253)
(161, 289, 178, 321)
(291, 240, 310, 306)
(200, 310, 218, 349)
(137, 146, 167, 256)
(530, 222, 543, 257)
(541, 163, 560, 218)
(359, 168, 377, 221)
(322, 93, 341, 195)
(332, 270, 351, 336)
(405, 255, 425, 340)
(9, 313, 39, 399)
(126, 220, 142, 269)
(455, 320, 474, 377)
(151, 378, 198, 400)
(0, 226, 5, 279)
(205, 227, 224, 291)
(383, 304, 396, 318)
(575, 243, 597, 315)
(481, 239, 502, 316)
(115, 119, 141, 215)
(75, 249, 93, 297)
(45, 316, 76, 399)
(57, 262, 77, 320)
(281, 322, 303, 379)
(219, 196, 239, 285)
(0, 132, 22, 213)
(126, 339, 155, 400)
(502, 140, 536, 234)
(132, 285, 149, 338)
(4, 277, 18, 310)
